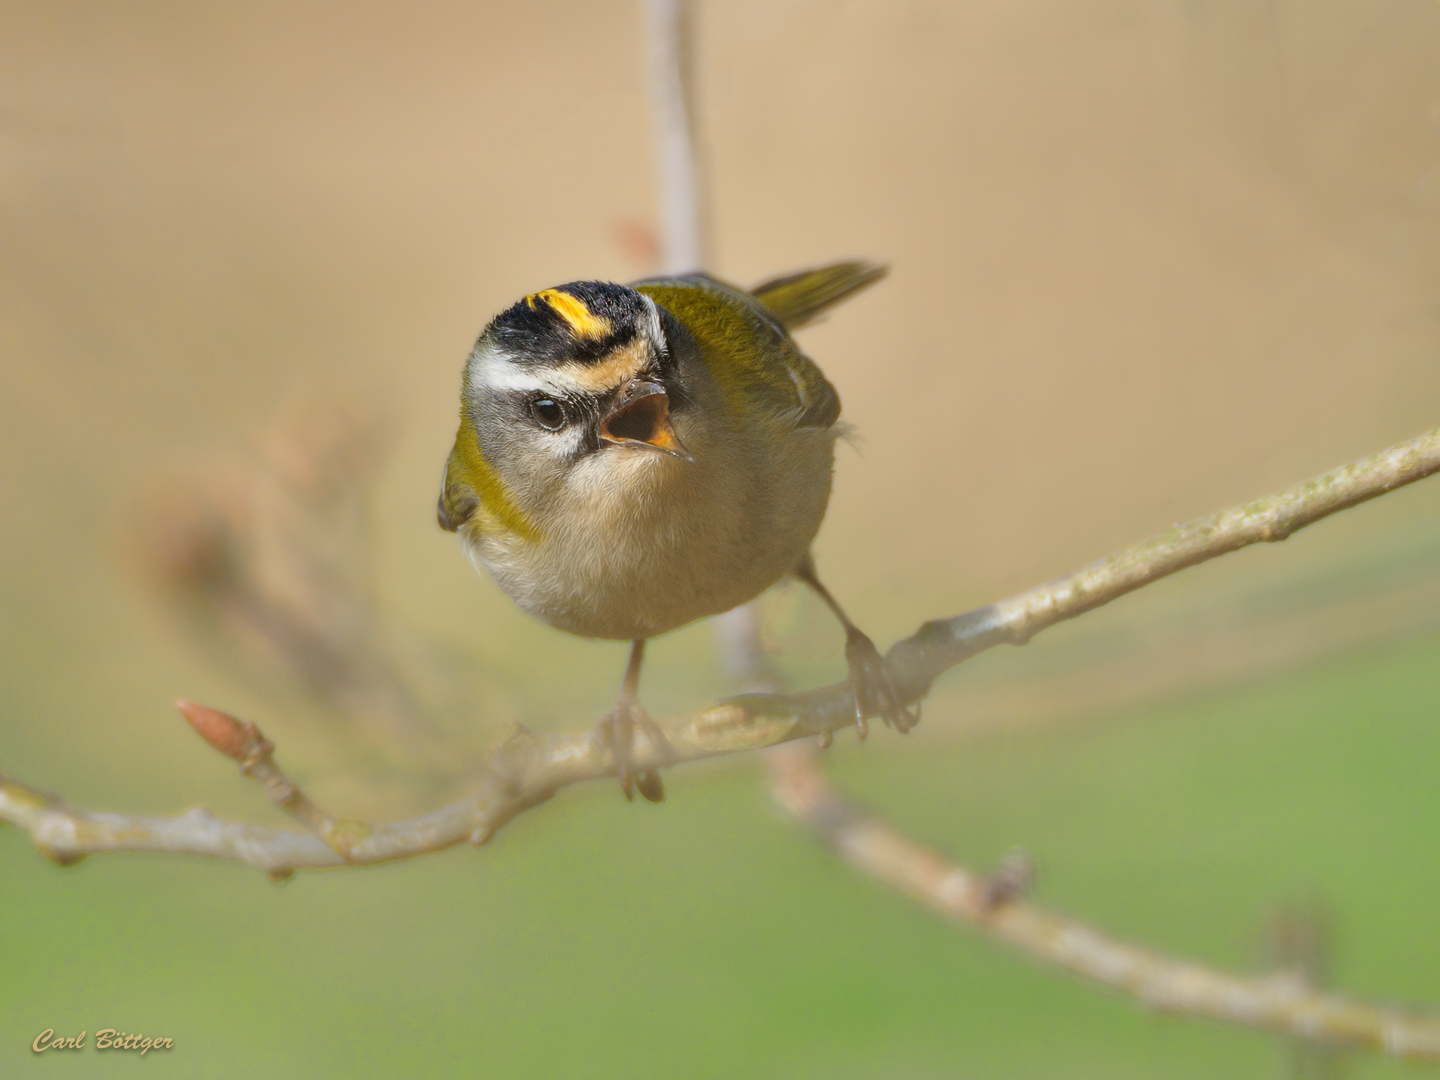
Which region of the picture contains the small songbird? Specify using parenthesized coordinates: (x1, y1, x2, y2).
(438, 262, 917, 801)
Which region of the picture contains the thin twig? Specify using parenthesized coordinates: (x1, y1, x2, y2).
(4, 426, 1438, 875)
(5, 428, 1440, 1064)
(3, 3, 1427, 1061)
(885, 425, 1440, 699)
(176, 699, 368, 860)
(766, 741, 1440, 1061)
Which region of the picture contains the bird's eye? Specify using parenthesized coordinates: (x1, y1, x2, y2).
(528, 397, 567, 431)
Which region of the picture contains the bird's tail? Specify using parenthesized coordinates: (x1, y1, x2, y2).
(749, 260, 888, 330)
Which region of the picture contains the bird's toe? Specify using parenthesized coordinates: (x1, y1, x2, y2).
(844, 630, 920, 735)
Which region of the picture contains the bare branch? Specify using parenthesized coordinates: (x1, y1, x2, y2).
(885, 425, 1440, 699)
(3, 3, 1428, 1060)
(766, 742, 1440, 1061)
(2, 426, 1438, 876)
(176, 699, 369, 858)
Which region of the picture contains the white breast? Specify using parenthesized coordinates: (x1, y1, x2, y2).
(467, 424, 836, 641)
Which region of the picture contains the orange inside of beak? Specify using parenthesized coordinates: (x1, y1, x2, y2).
(600, 393, 693, 461)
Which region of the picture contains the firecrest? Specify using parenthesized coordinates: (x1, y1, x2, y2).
(438, 262, 917, 801)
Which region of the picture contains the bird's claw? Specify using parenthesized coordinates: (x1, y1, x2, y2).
(596, 697, 670, 803)
(844, 629, 920, 736)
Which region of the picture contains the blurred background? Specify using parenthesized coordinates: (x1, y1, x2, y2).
(4, 1, 1440, 1076)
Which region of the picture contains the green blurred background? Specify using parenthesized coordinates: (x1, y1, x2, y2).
(4, 1, 1440, 1076)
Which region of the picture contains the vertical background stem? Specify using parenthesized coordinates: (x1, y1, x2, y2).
(644, 0, 772, 685)
(644, 0, 705, 275)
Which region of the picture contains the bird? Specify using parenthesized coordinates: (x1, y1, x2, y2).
(438, 261, 918, 802)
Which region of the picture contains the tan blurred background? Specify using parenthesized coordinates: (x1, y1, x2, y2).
(3, 0, 1440, 807)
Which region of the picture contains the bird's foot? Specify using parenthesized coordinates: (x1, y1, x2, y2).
(596, 695, 672, 803)
(843, 629, 920, 739)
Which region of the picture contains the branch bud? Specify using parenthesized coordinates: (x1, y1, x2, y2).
(176, 699, 256, 761)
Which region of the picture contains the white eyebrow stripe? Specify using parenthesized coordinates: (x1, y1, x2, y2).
(467, 343, 590, 397)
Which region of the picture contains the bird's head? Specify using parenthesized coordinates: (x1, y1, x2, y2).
(438, 281, 693, 537)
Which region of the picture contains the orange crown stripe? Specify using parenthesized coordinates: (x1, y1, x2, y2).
(527, 288, 612, 340)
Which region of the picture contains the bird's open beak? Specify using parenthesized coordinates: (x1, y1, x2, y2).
(599, 380, 694, 462)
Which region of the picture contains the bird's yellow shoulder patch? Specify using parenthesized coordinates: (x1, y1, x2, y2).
(445, 417, 539, 542)
(527, 288, 611, 340)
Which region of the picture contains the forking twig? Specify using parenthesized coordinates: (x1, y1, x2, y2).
(628, 9, 1439, 1059)
(5, 429, 1440, 1066)
(4, 425, 1439, 873)
(5, 1, 1440, 1064)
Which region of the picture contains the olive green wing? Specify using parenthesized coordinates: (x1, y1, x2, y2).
(636, 275, 842, 430)
(749, 260, 887, 330)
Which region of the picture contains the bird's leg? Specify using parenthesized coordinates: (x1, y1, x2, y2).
(596, 639, 671, 803)
(793, 554, 920, 738)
